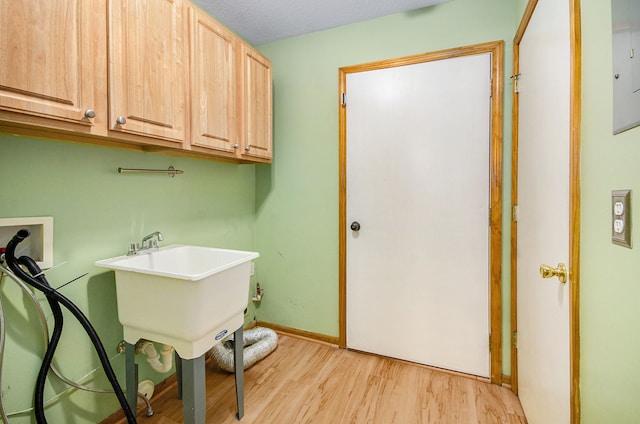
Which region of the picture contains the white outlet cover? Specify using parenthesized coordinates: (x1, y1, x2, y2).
(614, 201, 625, 216)
(614, 219, 625, 233)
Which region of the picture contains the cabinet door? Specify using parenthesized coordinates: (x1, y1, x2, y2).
(0, 0, 104, 130)
(189, 6, 238, 155)
(240, 44, 272, 161)
(108, 0, 186, 144)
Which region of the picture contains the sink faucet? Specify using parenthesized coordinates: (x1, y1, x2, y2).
(128, 231, 164, 255)
(141, 231, 164, 248)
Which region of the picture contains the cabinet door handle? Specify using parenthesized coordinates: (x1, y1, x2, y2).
(84, 109, 96, 119)
(233, 144, 239, 149)
(244, 146, 251, 152)
(116, 116, 126, 125)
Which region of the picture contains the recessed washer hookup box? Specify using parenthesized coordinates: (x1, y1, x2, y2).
(0, 217, 53, 269)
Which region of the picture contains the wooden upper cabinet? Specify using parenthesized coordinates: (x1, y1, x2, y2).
(240, 44, 272, 162)
(108, 0, 186, 145)
(0, 0, 106, 132)
(188, 5, 238, 156)
(0, 0, 272, 163)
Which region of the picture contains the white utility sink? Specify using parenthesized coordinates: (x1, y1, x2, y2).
(96, 245, 259, 359)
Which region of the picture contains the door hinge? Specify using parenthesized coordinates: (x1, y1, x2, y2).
(513, 205, 519, 222)
(489, 207, 492, 226)
(341, 92, 347, 106)
(489, 334, 492, 352)
(490, 78, 493, 98)
(511, 73, 521, 93)
(512, 331, 518, 349)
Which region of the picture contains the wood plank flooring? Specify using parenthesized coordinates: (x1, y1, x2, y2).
(105, 334, 526, 424)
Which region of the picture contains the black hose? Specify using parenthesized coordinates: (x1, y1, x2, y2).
(17, 255, 64, 424)
(4, 230, 137, 424)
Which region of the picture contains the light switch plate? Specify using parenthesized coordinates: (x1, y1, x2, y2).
(612, 189, 631, 248)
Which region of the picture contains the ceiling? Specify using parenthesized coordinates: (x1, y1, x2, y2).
(191, 0, 452, 45)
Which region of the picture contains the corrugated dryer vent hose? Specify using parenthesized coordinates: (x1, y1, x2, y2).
(209, 327, 278, 372)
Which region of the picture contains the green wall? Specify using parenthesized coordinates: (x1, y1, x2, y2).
(255, 0, 516, 374)
(8, 0, 637, 422)
(0, 134, 257, 423)
(580, 0, 640, 422)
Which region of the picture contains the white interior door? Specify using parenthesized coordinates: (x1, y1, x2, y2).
(346, 53, 491, 377)
(516, 0, 571, 422)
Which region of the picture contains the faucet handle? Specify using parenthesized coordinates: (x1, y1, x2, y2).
(128, 243, 139, 255)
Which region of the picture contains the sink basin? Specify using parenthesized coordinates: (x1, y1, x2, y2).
(96, 245, 259, 359)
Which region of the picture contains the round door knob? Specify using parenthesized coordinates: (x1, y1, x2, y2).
(233, 144, 239, 149)
(116, 116, 126, 125)
(350, 221, 361, 231)
(539, 263, 567, 284)
(84, 109, 96, 119)
(244, 146, 251, 152)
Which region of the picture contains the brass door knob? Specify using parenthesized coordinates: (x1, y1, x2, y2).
(539, 263, 567, 284)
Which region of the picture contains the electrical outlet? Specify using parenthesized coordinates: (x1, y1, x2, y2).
(612, 189, 631, 248)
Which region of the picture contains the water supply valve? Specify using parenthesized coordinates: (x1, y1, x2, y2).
(252, 282, 264, 302)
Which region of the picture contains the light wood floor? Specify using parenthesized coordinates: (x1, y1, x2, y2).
(105, 334, 526, 424)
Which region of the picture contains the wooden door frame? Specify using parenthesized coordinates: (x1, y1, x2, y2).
(338, 41, 505, 384)
(510, 0, 581, 422)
